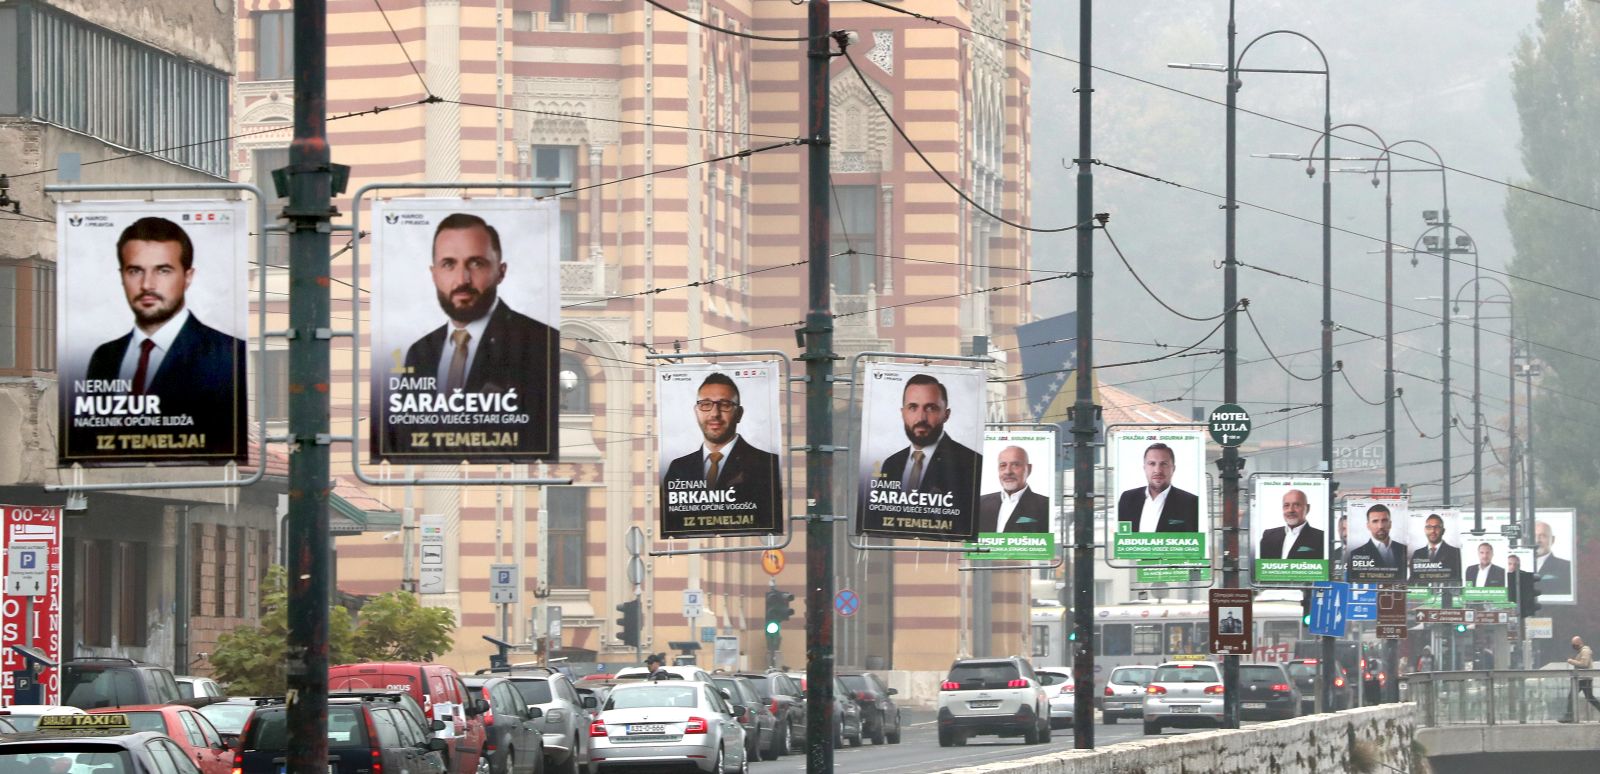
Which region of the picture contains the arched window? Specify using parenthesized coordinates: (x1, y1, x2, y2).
(559, 353, 591, 413)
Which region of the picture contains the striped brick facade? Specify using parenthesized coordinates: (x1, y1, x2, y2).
(235, 0, 1033, 672)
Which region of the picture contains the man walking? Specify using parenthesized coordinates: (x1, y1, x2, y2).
(1561, 636, 1600, 722)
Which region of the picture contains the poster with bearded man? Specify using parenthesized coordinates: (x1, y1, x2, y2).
(855, 363, 985, 542)
(370, 199, 561, 463)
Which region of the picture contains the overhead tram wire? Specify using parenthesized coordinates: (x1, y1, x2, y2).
(1340, 368, 1388, 407)
(1398, 392, 1443, 439)
(840, 50, 1089, 234)
(997, 312, 1230, 383)
(1101, 226, 1229, 322)
(444, 98, 803, 141)
(372, 0, 431, 95)
(1095, 160, 1600, 307)
(856, 0, 1600, 218)
(562, 259, 807, 309)
(1243, 306, 1321, 382)
(642, 0, 822, 42)
(534, 139, 802, 200)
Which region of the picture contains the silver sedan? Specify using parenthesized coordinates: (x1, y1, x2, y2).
(587, 681, 748, 774)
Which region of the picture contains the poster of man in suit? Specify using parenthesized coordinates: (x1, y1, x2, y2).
(1459, 509, 1575, 604)
(1343, 497, 1409, 583)
(1109, 427, 1208, 562)
(656, 362, 783, 538)
(977, 430, 1056, 535)
(56, 201, 249, 465)
(1251, 476, 1330, 582)
(370, 199, 560, 463)
(856, 363, 984, 541)
(1407, 509, 1463, 583)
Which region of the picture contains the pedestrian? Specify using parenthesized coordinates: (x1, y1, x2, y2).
(1560, 636, 1600, 722)
(1415, 646, 1435, 673)
(644, 653, 668, 682)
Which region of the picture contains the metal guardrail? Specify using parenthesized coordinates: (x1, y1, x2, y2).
(1404, 669, 1600, 727)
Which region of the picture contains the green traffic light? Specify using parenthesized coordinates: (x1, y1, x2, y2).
(765, 621, 780, 635)
(1302, 615, 1312, 626)
(1455, 624, 1468, 633)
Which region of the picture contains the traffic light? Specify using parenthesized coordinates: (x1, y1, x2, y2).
(615, 598, 641, 648)
(765, 588, 795, 642)
(1518, 572, 1542, 621)
(1454, 623, 1469, 634)
(1301, 590, 1313, 626)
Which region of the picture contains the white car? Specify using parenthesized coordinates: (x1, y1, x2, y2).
(587, 681, 748, 773)
(936, 657, 1051, 746)
(1036, 667, 1075, 729)
(1101, 665, 1157, 724)
(1143, 660, 1225, 735)
(176, 675, 225, 699)
(613, 665, 714, 683)
(0, 705, 85, 732)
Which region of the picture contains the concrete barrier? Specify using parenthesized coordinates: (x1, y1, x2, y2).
(932, 704, 1416, 773)
(879, 670, 947, 708)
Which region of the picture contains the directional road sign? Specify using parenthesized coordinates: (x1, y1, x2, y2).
(5, 543, 48, 596)
(1347, 584, 1379, 621)
(683, 588, 704, 619)
(489, 563, 519, 604)
(1207, 404, 1252, 447)
(1309, 581, 1348, 637)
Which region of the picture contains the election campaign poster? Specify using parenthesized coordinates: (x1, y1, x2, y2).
(56, 200, 249, 465)
(1251, 475, 1331, 583)
(855, 363, 985, 541)
(1, 506, 62, 707)
(370, 198, 561, 463)
(1109, 427, 1208, 562)
(1406, 508, 1464, 584)
(1474, 509, 1576, 605)
(1460, 531, 1513, 604)
(1343, 496, 1410, 583)
(656, 362, 784, 538)
(965, 427, 1058, 560)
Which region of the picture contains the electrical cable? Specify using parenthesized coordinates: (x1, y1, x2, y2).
(561, 259, 806, 309)
(1101, 226, 1228, 321)
(1000, 314, 1230, 382)
(1339, 368, 1386, 407)
(372, 0, 431, 95)
(443, 98, 802, 141)
(1242, 305, 1321, 382)
(534, 139, 802, 200)
(643, 0, 820, 42)
(1397, 392, 1442, 439)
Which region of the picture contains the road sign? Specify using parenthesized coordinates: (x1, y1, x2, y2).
(626, 556, 645, 585)
(1309, 581, 1348, 637)
(1377, 589, 1407, 639)
(625, 526, 645, 557)
(548, 606, 563, 639)
(834, 588, 860, 618)
(419, 514, 446, 595)
(1207, 404, 1251, 447)
(5, 543, 48, 596)
(761, 549, 785, 576)
(1347, 584, 1379, 621)
(1208, 588, 1252, 655)
(683, 588, 704, 619)
(489, 563, 519, 604)
(1500, 524, 1523, 537)
(1413, 608, 1472, 624)
(1526, 616, 1554, 639)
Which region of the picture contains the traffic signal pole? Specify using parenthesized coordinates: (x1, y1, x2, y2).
(1218, 0, 1242, 731)
(802, 4, 838, 773)
(285, 2, 333, 773)
(1069, 0, 1097, 749)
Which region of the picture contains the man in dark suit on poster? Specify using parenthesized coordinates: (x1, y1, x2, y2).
(1347, 503, 1408, 579)
(1465, 543, 1506, 588)
(1116, 443, 1200, 533)
(384, 213, 557, 458)
(1410, 513, 1463, 578)
(82, 216, 246, 460)
(977, 445, 1051, 533)
(1532, 520, 1573, 595)
(661, 372, 781, 534)
(868, 374, 981, 537)
(1258, 488, 1326, 560)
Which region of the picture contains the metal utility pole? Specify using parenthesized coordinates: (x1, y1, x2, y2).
(1070, 0, 1097, 749)
(802, 3, 838, 772)
(285, 1, 333, 773)
(1217, 0, 1242, 732)
(1440, 205, 1452, 507)
(1471, 263, 1483, 535)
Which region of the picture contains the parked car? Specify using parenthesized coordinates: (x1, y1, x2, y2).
(195, 698, 262, 748)
(0, 714, 196, 774)
(612, 665, 714, 683)
(1035, 667, 1074, 729)
(1101, 664, 1157, 724)
(0, 705, 86, 732)
(1143, 660, 1225, 735)
(474, 667, 592, 774)
(328, 662, 487, 774)
(786, 673, 862, 747)
(1238, 663, 1301, 721)
(711, 674, 778, 761)
(936, 656, 1051, 746)
(175, 676, 225, 700)
(462, 676, 545, 774)
(587, 681, 748, 773)
(733, 671, 804, 758)
(1285, 658, 1355, 714)
(87, 705, 232, 774)
(234, 695, 448, 774)
(61, 657, 181, 709)
(838, 671, 902, 744)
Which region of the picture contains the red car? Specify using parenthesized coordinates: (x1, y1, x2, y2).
(88, 704, 232, 774)
(330, 662, 488, 774)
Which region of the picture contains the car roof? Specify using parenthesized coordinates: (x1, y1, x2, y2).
(1110, 664, 1158, 671)
(0, 729, 172, 745)
(1155, 660, 1221, 670)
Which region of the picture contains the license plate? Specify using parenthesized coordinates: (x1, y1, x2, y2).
(1242, 702, 1266, 709)
(629, 724, 666, 734)
(967, 700, 1001, 709)
(1171, 705, 1200, 714)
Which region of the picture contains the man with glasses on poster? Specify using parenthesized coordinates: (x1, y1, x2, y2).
(1410, 514, 1462, 579)
(661, 373, 780, 533)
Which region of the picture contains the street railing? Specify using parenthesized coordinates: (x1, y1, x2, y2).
(1404, 669, 1600, 726)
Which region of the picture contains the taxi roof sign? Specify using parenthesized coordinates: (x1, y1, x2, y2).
(37, 714, 130, 730)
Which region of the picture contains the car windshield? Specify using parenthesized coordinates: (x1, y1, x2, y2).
(838, 676, 868, 691)
(509, 680, 553, 706)
(176, 682, 196, 699)
(1240, 666, 1285, 683)
(61, 669, 143, 710)
(247, 707, 370, 749)
(0, 747, 134, 774)
(1111, 668, 1153, 686)
(605, 686, 699, 711)
(742, 678, 772, 701)
(1285, 663, 1318, 679)
(198, 704, 258, 734)
(115, 712, 168, 734)
(1152, 665, 1219, 683)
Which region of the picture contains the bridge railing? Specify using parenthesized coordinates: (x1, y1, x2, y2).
(1404, 669, 1600, 727)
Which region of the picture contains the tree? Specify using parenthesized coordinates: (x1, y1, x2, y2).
(210, 565, 358, 694)
(352, 590, 457, 663)
(1506, 0, 1600, 643)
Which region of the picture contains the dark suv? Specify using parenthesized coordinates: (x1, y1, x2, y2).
(236, 695, 449, 774)
(61, 657, 181, 709)
(838, 672, 901, 745)
(736, 672, 804, 758)
(462, 676, 545, 774)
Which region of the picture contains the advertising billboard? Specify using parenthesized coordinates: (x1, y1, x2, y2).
(657, 362, 784, 538)
(855, 363, 985, 541)
(1109, 427, 1208, 562)
(967, 427, 1058, 560)
(1251, 475, 1331, 583)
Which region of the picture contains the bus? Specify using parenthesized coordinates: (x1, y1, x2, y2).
(1031, 594, 1308, 693)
